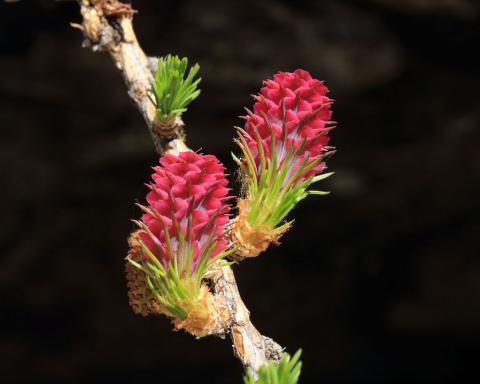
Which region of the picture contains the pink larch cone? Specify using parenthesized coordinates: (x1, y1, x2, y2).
(232, 70, 336, 258)
(126, 151, 231, 335)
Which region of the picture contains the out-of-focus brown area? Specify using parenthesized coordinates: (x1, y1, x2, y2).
(1, 0, 479, 382)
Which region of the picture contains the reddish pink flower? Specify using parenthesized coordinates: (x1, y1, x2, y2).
(243, 69, 334, 183)
(136, 151, 230, 273)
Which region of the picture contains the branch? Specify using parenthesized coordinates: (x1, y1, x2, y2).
(74, 0, 283, 377)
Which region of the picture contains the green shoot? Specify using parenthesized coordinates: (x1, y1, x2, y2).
(151, 55, 201, 124)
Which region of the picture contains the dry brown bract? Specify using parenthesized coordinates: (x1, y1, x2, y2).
(231, 199, 289, 258)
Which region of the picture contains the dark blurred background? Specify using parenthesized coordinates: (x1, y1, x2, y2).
(1, 0, 479, 382)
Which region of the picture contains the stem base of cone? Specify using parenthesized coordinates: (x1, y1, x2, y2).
(231, 199, 289, 259)
(173, 285, 228, 337)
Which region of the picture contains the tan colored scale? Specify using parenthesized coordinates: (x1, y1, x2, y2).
(125, 232, 165, 316)
(231, 199, 289, 259)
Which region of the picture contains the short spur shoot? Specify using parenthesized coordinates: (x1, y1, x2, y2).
(150, 55, 201, 135)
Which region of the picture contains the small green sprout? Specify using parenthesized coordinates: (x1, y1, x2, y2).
(151, 55, 201, 125)
(243, 350, 303, 384)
